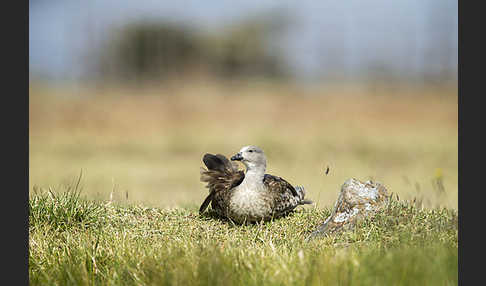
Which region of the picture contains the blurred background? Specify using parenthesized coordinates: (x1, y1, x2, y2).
(29, 0, 457, 209)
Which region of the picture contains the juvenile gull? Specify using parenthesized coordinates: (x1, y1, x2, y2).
(199, 145, 312, 224)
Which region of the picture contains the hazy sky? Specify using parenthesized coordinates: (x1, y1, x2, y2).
(29, 0, 458, 82)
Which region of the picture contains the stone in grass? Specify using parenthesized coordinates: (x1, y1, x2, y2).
(306, 178, 390, 240)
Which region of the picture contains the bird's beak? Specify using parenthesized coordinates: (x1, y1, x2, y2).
(231, 152, 243, 161)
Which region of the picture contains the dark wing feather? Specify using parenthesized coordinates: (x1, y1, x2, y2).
(203, 154, 227, 172)
(199, 153, 244, 214)
(199, 193, 214, 214)
(263, 174, 298, 197)
(263, 174, 308, 215)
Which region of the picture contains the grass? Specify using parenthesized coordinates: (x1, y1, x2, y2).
(29, 181, 457, 286)
(29, 81, 457, 285)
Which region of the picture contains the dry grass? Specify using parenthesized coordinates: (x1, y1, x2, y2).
(29, 80, 457, 209)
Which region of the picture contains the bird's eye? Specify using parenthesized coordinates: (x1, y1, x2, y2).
(248, 150, 253, 153)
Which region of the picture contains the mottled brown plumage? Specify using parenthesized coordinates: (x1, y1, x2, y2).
(199, 146, 312, 224)
(199, 153, 244, 215)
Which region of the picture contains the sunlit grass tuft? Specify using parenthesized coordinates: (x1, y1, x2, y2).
(29, 171, 106, 231)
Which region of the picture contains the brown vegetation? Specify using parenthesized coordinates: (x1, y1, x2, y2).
(29, 81, 457, 209)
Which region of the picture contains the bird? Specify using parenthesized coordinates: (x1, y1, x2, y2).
(199, 145, 312, 224)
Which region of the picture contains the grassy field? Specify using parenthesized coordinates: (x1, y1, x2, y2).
(29, 179, 457, 285)
(29, 80, 458, 285)
(29, 81, 457, 209)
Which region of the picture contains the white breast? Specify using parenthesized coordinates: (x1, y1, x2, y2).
(229, 184, 271, 222)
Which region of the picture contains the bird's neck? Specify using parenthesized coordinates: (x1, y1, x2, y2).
(242, 164, 266, 186)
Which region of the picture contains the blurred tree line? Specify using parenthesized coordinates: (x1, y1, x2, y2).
(97, 12, 290, 83)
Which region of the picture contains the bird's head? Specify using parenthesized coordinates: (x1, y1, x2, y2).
(231, 145, 266, 170)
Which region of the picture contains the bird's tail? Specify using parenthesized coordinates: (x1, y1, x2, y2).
(199, 153, 243, 213)
(295, 186, 313, 205)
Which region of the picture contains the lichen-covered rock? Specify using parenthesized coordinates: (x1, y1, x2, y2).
(306, 178, 389, 240)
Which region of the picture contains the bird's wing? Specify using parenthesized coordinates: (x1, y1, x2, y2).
(262, 174, 304, 215)
(263, 174, 298, 197)
(199, 153, 245, 213)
